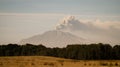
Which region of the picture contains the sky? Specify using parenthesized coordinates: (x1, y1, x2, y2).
(0, 0, 120, 44)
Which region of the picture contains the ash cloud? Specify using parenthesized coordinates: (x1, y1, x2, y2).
(55, 16, 120, 45)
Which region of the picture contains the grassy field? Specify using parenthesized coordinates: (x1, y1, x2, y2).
(0, 56, 120, 67)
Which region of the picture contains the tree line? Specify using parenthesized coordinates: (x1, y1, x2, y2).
(0, 43, 120, 60)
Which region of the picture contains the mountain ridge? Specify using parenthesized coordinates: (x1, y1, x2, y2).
(20, 30, 87, 47)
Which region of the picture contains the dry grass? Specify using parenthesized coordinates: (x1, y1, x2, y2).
(0, 56, 120, 67)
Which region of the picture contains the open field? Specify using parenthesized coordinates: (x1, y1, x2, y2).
(0, 56, 120, 67)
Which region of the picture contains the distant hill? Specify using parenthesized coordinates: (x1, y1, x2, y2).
(20, 30, 87, 47)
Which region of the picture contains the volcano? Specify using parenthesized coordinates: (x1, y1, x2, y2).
(20, 30, 87, 47)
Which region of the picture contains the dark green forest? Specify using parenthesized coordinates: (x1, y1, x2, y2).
(0, 43, 120, 60)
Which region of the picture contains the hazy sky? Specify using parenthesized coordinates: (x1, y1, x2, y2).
(0, 0, 120, 44)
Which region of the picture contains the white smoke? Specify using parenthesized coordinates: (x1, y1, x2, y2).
(55, 16, 88, 31)
(55, 16, 120, 45)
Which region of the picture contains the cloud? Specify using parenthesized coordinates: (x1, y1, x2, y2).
(55, 16, 103, 33)
(56, 16, 90, 31)
(55, 16, 120, 45)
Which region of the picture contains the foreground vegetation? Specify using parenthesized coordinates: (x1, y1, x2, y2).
(0, 56, 120, 67)
(0, 43, 120, 60)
